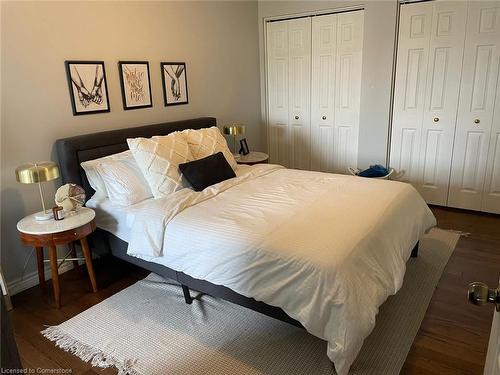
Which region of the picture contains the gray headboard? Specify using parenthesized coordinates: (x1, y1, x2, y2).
(56, 117, 216, 199)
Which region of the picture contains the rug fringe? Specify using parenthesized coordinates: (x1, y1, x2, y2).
(41, 326, 140, 375)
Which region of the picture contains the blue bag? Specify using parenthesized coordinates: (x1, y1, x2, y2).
(357, 164, 390, 178)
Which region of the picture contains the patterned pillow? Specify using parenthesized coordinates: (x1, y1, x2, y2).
(184, 127, 237, 170)
(127, 132, 193, 198)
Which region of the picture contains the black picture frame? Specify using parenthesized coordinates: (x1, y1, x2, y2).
(160, 62, 189, 106)
(118, 61, 153, 110)
(239, 138, 250, 155)
(65, 61, 110, 116)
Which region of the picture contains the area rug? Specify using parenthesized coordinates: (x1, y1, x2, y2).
(42, 228, 460, 375)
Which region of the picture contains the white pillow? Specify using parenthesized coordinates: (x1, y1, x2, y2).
(127, 132, 193, 198)
(81, 150, 131, 200)
(181, 127, 237, 170)
(95, 158, 153, 207)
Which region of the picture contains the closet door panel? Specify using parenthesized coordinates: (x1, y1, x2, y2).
(484, 133, 500, 213)
(288, 17, 311, 170)
(390, 2, 433, 184)
(334, 11, 363, 173)
(268, 11, 362, 173)
(448, 2, 500, 210)
(311, 14, 336, 172)
(482, 51, 500, 213)
(419, 1, 467, 204)
(267, 21, 290, 167)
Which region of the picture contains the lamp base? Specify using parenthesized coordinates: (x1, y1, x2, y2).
(34, 211, 54, 221)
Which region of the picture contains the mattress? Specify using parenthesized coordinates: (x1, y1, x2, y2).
(123, 164, 436, 375)
(85, 197, 145, 242)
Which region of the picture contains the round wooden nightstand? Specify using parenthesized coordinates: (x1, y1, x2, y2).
(236, 151, 269, 165)
(17, 207, 98, 308)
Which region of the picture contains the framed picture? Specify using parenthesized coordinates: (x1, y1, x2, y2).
(161, 62, 188, 106)
(65, 61, 110, 115)
(118, 61, 153, 110)
(239, 138, 250, 155)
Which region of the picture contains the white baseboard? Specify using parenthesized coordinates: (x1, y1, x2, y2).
(7, 260, 82, 296)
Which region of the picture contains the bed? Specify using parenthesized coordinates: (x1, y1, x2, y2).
(56, 117, 436, 375)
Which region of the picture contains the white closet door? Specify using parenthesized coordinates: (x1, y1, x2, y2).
(391, 1, 466, 206)
(288, 17, 312, 170)
(310, 11, 364, 174)
(419, 2, 467, 204)
(481, 5, 500, 214)
(391, 2, 433, 185)
(334, 11, 363, 173)
(311, 14, 337, 172)
(448, 2, 500, 211)
(267, 20, 290, 167)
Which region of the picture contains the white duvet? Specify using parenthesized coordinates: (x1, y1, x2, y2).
(127, 164, 436, 375)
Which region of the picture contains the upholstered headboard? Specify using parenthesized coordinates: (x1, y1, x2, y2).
(56, 117, 216, 199)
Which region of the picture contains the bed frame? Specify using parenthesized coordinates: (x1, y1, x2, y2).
(55, 117, 419, 330)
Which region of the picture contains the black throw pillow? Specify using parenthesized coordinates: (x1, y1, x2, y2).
(179, 152, 236, 192)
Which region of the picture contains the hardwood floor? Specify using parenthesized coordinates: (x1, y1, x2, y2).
(7, 206, 500, 374)
(402, 206, 500, 374)
(9, 257, 148, 375)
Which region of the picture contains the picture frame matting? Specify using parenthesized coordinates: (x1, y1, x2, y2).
(65, 60, 111, 116)
(160, 62, 189, 106)
(118, 61, 153, 110)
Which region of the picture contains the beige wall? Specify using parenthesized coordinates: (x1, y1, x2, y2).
(1, 1, 261, 287)
(258, 1, 399, 169)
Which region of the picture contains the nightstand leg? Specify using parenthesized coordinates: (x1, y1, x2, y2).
(48, 245, 60, 309)
(35, 247, 45, 289)
(80, 237, 98, 293)
(68, 242, 79, 270)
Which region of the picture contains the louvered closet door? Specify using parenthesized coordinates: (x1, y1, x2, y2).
(267, 20, 290, 167)
(288, 18, 312, 170)
(448, 2, 500, 211)
(310, 11, 364, 173)
(390, 2, 466, 205)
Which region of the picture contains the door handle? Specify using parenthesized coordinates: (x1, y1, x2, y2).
(433, 117, 439, 123)
(322, 116, 327, 120)
(468, 282, 500, 311)
(295, 116, 299, 120)
(474, 119, 480, 124)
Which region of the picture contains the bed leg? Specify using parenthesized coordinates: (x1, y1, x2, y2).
(411, 242, 419, 258)
(181, 284, 193, 304)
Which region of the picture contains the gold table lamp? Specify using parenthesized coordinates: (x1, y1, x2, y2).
(223, 124, 245, 154)
(15, 161, 60, 221)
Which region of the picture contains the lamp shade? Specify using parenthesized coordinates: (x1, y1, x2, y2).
(15, 161, 60, 184)
(223, 124, 245, 136)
